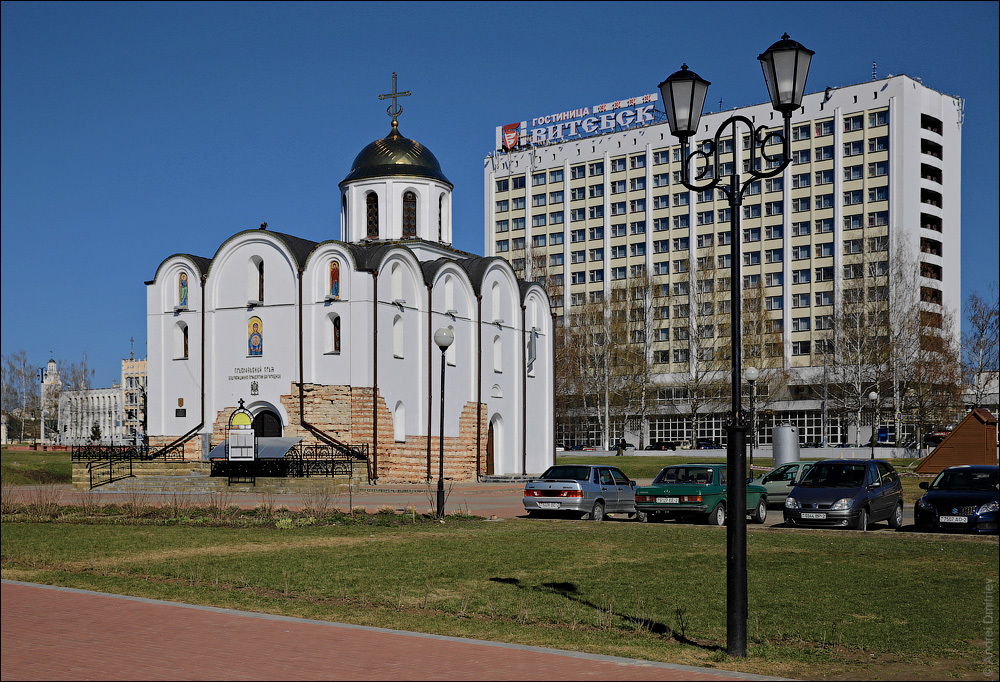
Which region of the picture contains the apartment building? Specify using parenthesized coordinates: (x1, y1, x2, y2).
(484, 75, 962, 447)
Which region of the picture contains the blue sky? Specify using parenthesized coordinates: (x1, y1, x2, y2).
(2, 1, 998, 387)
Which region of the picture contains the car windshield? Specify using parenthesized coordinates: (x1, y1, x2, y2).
(538, 465, 591, 481)
(654, 466, 714, 485)
(799, 462, 866, 488)
(930, 469, 999, 491)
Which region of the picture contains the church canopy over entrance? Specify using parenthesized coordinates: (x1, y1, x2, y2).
(205, 436, 302, 461)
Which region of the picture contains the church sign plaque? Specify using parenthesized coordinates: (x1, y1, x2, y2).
(227, 365, 282, 383)
(227, 400, 255, 461)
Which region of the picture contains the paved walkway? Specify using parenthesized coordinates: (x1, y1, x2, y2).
(1, 581, 784, 681)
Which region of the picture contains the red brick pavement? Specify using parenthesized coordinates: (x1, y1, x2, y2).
(1, 581, 781, 681)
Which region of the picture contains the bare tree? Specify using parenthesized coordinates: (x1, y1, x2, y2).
(1, 351, 39, 441)
(962, 284, 999, 409)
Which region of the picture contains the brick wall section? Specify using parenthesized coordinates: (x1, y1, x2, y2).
(153, 383, 489, 482)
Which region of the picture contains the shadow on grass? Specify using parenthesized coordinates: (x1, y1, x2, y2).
(488, 577, 719, 651)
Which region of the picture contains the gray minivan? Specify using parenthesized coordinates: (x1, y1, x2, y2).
(783, 459, 904, 531)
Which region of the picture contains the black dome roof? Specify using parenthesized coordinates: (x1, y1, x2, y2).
(339, 124, 452, 188)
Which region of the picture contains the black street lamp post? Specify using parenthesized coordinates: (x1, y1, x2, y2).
(434, 327, 455, 519)
(659, 34, 814, 658)
(869, 391, 879, 459)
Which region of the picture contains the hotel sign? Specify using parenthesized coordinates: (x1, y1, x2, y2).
(495, 93, 659, 150)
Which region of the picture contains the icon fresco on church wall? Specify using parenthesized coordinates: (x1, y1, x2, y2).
(248, 316, 263, 356)
(330, 260, 340, 299)
(179, 272, 188, 307)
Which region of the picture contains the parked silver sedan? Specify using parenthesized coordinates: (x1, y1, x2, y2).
(750, 461, 815, 507)
(523, 464, 638, 521)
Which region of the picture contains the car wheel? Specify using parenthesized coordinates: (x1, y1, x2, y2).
(888, 502, 903, 529)
(707, 503, 726, 526)
(590, 501, 605, 522)
(634, 510, 647, 523)
(856, 508, 869, 531)
(751, 498, 767, 524)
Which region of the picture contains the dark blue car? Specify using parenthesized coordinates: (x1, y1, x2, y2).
(914, 465, 998, 534)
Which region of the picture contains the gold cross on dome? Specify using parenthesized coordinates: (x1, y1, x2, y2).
(378, 72, 411, 127)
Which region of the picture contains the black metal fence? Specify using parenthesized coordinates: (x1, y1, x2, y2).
(88, 458, 133, 489)
(72, 443, 186, 462)
(208, 442, 370, 485)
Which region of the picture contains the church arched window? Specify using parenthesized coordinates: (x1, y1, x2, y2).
(393, 315, 404, 358)
(493, 335, 502, 373)
(438, 194, 443, 241)
(326, 313, 341, 354)
(366, 192, 379, 239)
(174, 322, 189, 360)
(390, 263, 403, 301)
(402, 191, 417, 238)
(491, 282, 502, 324)
(393, 401, 406, 442)
(248, 256, 264, 303)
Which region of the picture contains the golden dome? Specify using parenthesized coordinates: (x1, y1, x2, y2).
(340, 125, 452, 188)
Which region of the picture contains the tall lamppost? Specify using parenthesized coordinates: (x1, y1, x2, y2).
(659, 33, 814, 658)
(434, 327, 455, 519)
(868, 391, 879, 459)
(37, 367, 46, 445)
(744, 366, 759, 472)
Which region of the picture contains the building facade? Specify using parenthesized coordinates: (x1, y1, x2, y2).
(146, 113, 555, 481)
(57, 357, 148, 445)
(484, 75, 962, 448)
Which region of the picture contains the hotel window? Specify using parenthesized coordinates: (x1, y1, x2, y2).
(610, 158, 626, 172)
(570, 292, 585, 306)
(815, 120, 835, 137)
(868, 211, 889, 227)
(815, 169, 835, 186)
(672, 236, 689, 251)
(791, 172, 810, 189)
(744, 273, 760, 288)
(495, 199, 508, 212)
(815, 194, 834, 210)
(611, 266, 626, 280)
(571, 164, 586, 179)
(765, 248, 783, 263)
(611, 245, 626, 259)
(653, 173, 669, 188)
(531, 234, 546, 248)
(653, 261, 669, 275)
(550, 253, 563, 266)
(792, 293, 810, 308)
(549, 190, 564, 204)
(792, 245, 810, 260)
(868, 236, 889, 252)
(512, 196, 526, 210)
(611, 223, 626, 237)
(653, 195, 670, 209)
(630, 221, 646, 235)
(765, 271, 783, 287)
(512, 237, 525, 250)
(792, 149, 811, 164)
(697, 211, 714, 226)
(791, 221, 810, 236)
(672, 192, 690, 207)
(609, 203, 624, 216)
(844, 263, 863, 279)
(869, 260, 889, 277)
(495, 179, 509, 192)
(815, 266, 834, 282)
(674, 349, 690, 364)
(673, 215, 689, 229)
(844, 239, 863, 254)
(549, 169, 564, 183)
(718, 254, 731, 268)
(765, 201, 783, 216)
(792, 316, 810, 332)
(532, 172, 546, 186)
(571, 229, 585, 243)
(571, 270, 585, 284)
(549, 231, 564, 245)
(495, 220, 509, 233)
(716, 208, 731, 223)
(844, 164, 863, 181)
(869, 110, 888, 127)
(532, 194, 546, 207)
(496, 240, 509, 252)
(766, 296, 783, 310)
(630, 154, 646, 169)
(592, 205, 607, 218)
(743, 251, 761, 266)
(589, 248, 604, 261)
(792, 268, 810, 284)
(744, 204, 761, 219)
(695, 190, 712, 203)
(673, 259, 689, 274)
(765, 224, 783, 240)
(791, 124, 810, 141)
(672, 281, 689, 296)
(654, 239, 670, 254)
(868, 136, 889, 153)
(512, 217, 525, 230)
(512, 176, 525, 189)
(744, 227, 761, 243)
(844, 214, 863, 230)
(589, 270, 604, 283)
(815, 292, 833, 306)
(549, 211, 564, 225)
(654, 150, 671, 164)
(745, 181, 761, 196)
(869, 161, 889, 178)
(815, 218, 834, 234)
(570, 208, 586, 222)
(843, 190, 864, 206)
(816, 145, 834, 161)
(815, 315, 833, 330)
(589, 161, 604, 176)
(611, 180, 626, 194)
(844, 141, 864, 157)
(696, 233, 712, 248)
(765, 177, 783, 193)
(630, 177, 646, 192)
(868, 186, 889, 202)
(532, 214, 546, 227)
(590, 226, 604, 241)
(791, 197, 810, 212)
(631, 243, 646, 257)
(716, 230, 731, 245)
(843, 114, 864, 132)
(792, 341, 811, 356)
(589, 183, 604, 198)
(630, 199, 646, 213)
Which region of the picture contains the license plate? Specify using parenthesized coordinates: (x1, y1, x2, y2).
(537, 502, 560, 509)
(801, 512, 827, 520)
(939, 515, 968, 523)
(656, 497, 679, 504)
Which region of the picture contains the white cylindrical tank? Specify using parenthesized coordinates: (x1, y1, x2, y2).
(772, 423, 800, 467)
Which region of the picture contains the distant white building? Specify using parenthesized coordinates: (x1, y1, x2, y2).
(58, 384, 125, 445)
(146, 100, 555, 481)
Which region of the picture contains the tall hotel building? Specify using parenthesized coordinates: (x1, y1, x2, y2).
(484, 75, 962, 447)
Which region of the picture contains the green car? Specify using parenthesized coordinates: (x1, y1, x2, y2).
(635, 463, 769, 525)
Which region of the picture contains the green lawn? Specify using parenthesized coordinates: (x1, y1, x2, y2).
(1, 447, 71, 485)
(2, 503, 996, 680)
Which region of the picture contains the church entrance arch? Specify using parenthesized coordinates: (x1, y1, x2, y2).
(252, 409, 282, 438)
(488, 414, 503, 476)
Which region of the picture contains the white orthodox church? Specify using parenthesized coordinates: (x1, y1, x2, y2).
(145, 93, 554, 482)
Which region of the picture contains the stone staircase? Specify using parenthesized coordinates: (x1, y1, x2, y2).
(72, 460, 366, 495)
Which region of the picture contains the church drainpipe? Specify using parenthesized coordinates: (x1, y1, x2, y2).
(476, 294, 483, 480)
(521, 303, 527, 475)
(426, 282, 433, 480)
(157, 273, 206, 458)
(371, 270, 379, 482)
